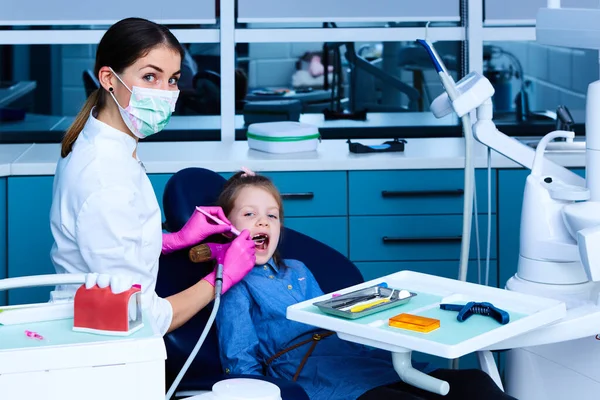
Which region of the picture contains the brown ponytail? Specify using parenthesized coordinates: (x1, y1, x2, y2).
(60, 17, 185, 158)
(61, 89, 100, 158)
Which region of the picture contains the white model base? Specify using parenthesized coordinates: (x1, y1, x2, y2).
(505, 337, 600, 400)
(72, 322, 144, 336)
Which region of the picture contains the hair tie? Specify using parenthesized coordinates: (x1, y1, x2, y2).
(241, 166, 256, 177)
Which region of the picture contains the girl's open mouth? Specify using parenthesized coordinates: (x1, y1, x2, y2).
(252, 233, 269, 251)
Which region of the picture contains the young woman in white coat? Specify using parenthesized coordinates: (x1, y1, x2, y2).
(49, 17, 256, 336)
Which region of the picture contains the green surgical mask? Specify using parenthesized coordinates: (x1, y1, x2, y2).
(109, 67, 180, 139)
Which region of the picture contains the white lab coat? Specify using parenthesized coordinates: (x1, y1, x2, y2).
(49, 109, 173, 335)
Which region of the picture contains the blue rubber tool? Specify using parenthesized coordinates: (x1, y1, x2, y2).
(439, 302, 510, 325)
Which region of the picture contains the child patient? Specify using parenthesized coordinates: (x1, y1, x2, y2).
(213, 170, 515, 400)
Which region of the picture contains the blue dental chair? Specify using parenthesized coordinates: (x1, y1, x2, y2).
(156, 167, 365, 399)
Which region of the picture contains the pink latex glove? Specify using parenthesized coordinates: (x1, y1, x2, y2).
(162, 206, 233, 254)
(203, 230, 256, 294)
(205, 242, 232, 265)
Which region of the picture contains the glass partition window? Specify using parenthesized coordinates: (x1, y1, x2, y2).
(3, 1, 599, 143)
(483, 41, 598, 119)
(0, 43, 222, 143)
(240, 41, 462, 114)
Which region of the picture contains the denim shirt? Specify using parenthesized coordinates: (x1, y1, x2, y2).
(216, 258, 411, 400)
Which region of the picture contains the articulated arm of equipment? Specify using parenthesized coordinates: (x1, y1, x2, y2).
(473, 117, 584, 186)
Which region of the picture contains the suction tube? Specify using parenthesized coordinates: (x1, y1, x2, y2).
(416, 39, 474, 283)
(165, 264, 224, 400)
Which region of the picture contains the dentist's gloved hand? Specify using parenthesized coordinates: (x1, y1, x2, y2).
(203, 230, 256, 294)
(162, 206, 233, 254)
(205, 242, 232, 265)
(85, 273, 136, 294)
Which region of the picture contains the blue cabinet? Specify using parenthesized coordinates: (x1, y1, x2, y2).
(4, 174, 173, 306)
(7, 176, 55, 305)
(220, 171, 348, 254)
(497, 168, 585, 288)
(221, 171, 347, 217)
(349, 215, 497, 262)
(285, 217, 348, 257)
(0, 178, 6, 306)
(349, 169, 497, 215)
(348, 169, 498, 284)
(0, 166, 508, 307)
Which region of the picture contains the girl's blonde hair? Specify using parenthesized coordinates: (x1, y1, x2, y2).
(217, 171, 285, 267)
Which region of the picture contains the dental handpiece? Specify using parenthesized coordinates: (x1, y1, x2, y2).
(190, 207, 240, 263)
(189, 242, 229, 263)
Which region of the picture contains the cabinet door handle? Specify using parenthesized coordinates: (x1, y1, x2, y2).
(382, 236, 463, 244)
(381, 189, 464, 198)
(281, 192, 314, 200)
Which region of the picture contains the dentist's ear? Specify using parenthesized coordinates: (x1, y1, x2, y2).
(98, 66, 117, 93)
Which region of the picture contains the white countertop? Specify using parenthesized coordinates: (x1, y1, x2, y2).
(0, 144, 37, 176)
(0, 138, 588, 177)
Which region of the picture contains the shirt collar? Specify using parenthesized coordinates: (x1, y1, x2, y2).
(82, 107, 137, 155)
(260, 258, 280, 273)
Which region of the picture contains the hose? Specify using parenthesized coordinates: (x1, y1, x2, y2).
(165, 264, 224, 400)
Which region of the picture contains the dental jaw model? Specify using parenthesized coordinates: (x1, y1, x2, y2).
(420, 23, 600, 398)
(0, 273, 143, 336)
(73, 275, 143, 336)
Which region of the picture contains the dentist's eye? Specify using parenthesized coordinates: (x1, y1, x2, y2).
(169, 77, 179, 85)
(143, 74, 156, 82)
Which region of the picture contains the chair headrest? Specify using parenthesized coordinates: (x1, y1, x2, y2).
(163, 167, 227, 232)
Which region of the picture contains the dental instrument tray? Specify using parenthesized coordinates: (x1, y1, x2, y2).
(313, 286, 416, 319)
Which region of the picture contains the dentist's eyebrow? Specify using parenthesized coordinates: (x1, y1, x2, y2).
(139, 64, 164, 72)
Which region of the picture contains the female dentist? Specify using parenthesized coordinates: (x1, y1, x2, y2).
(49, 17, 256, 336)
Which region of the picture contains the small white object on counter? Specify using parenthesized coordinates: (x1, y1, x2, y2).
(246, 121, 320, 154)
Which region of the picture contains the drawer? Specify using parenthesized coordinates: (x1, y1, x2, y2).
(285, 217, 348, 257)
(349, 169, 496, 215)
(349, 215, 497, 262)
(354, 260, 498, 288)
(0, 178, 6, 306)
(7, 177, 55, 305)
(221, 171, 347, 217)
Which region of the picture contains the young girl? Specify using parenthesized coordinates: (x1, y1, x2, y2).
(213, 170, 515, 400)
